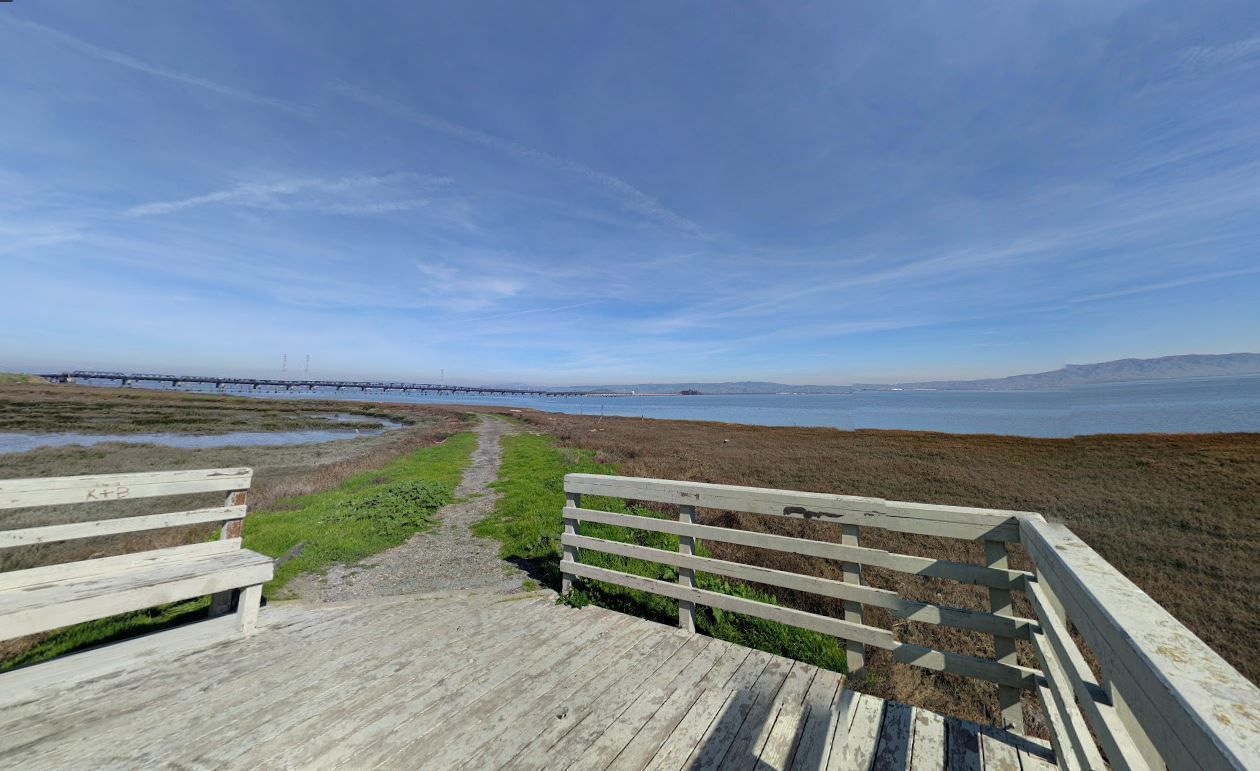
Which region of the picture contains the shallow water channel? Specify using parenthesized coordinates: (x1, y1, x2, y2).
(0, 414, 404, 455)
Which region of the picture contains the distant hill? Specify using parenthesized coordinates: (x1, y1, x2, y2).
(867, 353, 1260, 391)
(546, 353, 1260, 394)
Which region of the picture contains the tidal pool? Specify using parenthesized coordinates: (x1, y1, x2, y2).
(0, 414, 404, 455)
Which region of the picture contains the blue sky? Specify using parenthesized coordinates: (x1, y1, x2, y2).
(2, 2, 1259, 385)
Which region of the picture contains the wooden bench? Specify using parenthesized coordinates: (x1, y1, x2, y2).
(0, 468, 274, 645)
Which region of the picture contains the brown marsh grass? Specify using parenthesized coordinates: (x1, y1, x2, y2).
(0, 381, 402, 433)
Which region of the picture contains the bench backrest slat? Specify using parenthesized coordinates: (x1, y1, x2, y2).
(0, 505, 247, 548)
(0, 468, 253, 510)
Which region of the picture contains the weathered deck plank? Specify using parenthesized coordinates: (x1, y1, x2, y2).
(531, 634, 715, 768)
(0, 590, 1051, 770)
(787, 672, 845, 770)
(980, 730, 1022, 771)
(454, 622, 682, 770)
(908, 707, 946, 771)
(687, 654, 796, 769)
(606, 643, 753, 770)
(643, 649, 775, 771)
(873, 701, 913, 768)
(722, 661, 816, 770)
(834, 692, 884, 770)
(502, 628, 702, 769)
(414, 615, 650, 769)
(570, 638, 730, 768)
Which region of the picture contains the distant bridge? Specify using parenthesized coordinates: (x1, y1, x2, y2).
(41, 371, 589, 398)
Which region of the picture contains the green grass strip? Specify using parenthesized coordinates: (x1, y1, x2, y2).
(477, 432, 848, 673)
(245, 430, 476, 594)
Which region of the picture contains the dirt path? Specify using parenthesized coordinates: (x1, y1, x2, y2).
(292, 415, 527, 603)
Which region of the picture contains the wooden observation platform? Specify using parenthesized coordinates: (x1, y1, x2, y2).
(1, 472, 1257, 769)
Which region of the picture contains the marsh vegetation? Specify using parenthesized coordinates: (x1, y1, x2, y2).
(0, 381, 401, 434)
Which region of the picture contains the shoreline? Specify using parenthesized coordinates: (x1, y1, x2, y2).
(20, 376, 1260, 439)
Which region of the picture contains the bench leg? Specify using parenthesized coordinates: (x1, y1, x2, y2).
(236, 584, 263, 635)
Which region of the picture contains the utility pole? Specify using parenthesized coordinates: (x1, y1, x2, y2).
(304, 354, 310, 380)
(281, 354, 287, 375)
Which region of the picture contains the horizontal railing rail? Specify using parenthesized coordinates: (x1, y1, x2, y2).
(564, 474, 1027, 541)
(561, 532, 1032, 639)
(563, 506, 1030, 591)
(559, 474, 1260, 769)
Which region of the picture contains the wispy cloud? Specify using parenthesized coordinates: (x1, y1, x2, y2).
(636, 235, 1063, 334)
(318, 199, 430, 215)
(57, 226, 533, 315)
(6, 18, 311, 117)
(453, 300, 601, 323)
(331, 82, 707, 237)
(1069, 266, 1260, 304)
(126, 175, 444, 218)
(1179, 36, 1260, 72)
(0, 222, 85, 256)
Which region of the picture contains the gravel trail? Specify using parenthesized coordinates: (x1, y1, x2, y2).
(292, 415, 526, 602)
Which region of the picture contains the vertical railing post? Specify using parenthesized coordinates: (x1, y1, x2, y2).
(210, 488, 248, 617)
(841, 524, 865, 676)
(678, 504, 697, 633)
(562, 491, 580, 595)
(1106, 677, 1165, 768)
(221, 489, 247, 539)
(985, 539, 1024, 733)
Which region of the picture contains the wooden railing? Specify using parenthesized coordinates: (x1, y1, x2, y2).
(1019, 517, 1260, 770)
(558, 474, 1260, 769)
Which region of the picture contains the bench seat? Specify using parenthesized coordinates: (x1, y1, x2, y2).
(0, 542, 274, 641)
